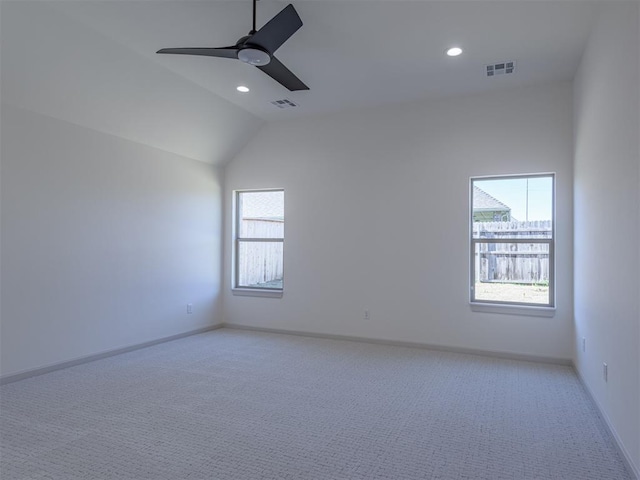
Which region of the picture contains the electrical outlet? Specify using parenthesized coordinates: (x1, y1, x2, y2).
(364, 310, 370, 320)
(582, 337, 586, 352)
(187, 304, 193, 314)
(603, 362, 608, 382)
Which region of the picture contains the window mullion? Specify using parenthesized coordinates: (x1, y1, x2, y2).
(237, 238, 284, 243)
(472, 238, 552, 244)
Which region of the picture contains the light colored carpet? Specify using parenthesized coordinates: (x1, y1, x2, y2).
(0, 328, 633, 480)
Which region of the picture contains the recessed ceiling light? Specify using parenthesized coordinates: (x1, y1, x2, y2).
(236, 85, 250, 93)
(446, 47, 463, 57)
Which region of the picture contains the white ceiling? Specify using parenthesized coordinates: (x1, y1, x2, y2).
(1, 0, 598, 163)
(1, 1, 264, 165)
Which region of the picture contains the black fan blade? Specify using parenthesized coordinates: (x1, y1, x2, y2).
(156, 47, 238, 59)
(249, 4, 302, 54)
(257, 56, 308, 91)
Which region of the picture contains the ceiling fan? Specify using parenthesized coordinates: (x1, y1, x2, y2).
(156, 0, 308, 91)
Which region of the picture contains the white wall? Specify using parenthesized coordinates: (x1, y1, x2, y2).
(0, 104, 224, 377)
(573, 1, 640, 474)
(224, 82, 574, 361)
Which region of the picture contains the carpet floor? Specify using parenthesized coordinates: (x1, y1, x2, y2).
(0, 328, 633, 479)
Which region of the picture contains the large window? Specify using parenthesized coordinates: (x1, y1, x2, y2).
(234, 189, 284, 292)
(470, 174, 554, 307)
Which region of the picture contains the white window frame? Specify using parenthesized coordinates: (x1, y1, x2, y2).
(232, 189, 284, 298)
(469, 173, 555, 314)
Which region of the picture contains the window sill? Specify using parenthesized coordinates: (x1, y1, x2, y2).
(232, 288, 283, 298)
(470, 302, 555, 317)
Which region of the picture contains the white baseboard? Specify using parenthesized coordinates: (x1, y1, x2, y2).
(0, 324, 224, 385)
(573, 365, 640, 480)
(223, 323, 572, 366)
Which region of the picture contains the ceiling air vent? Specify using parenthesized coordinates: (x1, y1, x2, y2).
(486, 61, 515, 77)
(270, 99, 298, 109)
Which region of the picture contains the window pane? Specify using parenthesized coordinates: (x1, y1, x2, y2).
(239, 191, 284, 239)
(238, 241, 283, 289)
(472, 177, 552, 239)
(473, 242, 549, 305)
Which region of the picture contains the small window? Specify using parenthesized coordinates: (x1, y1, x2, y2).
(470, 174, 554, 307)
(234, 190, 284, 293)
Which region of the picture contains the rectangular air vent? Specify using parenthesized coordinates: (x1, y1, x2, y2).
(270, 99, 298, 109)
(486, 61, 515, 77)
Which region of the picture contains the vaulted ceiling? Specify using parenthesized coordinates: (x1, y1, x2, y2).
(1, 0, 598, 165)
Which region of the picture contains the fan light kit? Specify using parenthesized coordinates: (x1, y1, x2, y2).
(237, 85, 250, 93)
(156, 0, 308, 91)
(446, 47, 463, 57)
(238, 48, 270, 66)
